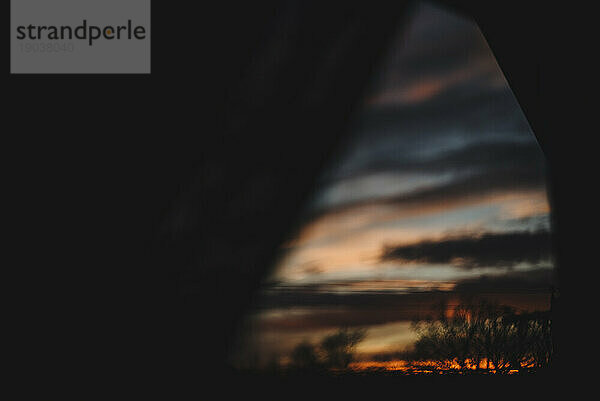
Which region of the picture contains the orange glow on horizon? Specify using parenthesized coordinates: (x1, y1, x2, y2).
(348, 359, 531, 374)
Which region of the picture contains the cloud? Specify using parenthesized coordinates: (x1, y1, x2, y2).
(321, 87, 535, 185)
(318, 138, 545, 194)
(390, 165, 545, 207)
(310, 156, 546, 218)
(382, 230, 552, 268)
(453, 267, 556, 292)
(371, 140, 543, 177)
(367, 1, 498, 107)
(251, 289, 553, 331)
(306, 2, 547, 216)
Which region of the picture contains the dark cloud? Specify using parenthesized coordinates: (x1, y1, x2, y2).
(334, 138, 544, 179)
(255, 283, 459, 314)
(318, 2, 538, 188)
(391, 164, 545, 205)
(362, 85, 527, 136)
(308, 3, 546, 215)
(310, 157, 546, 217)
(422, 140, 544, 173)
(255, 306, 416, 330)
(369, 1, 492, 99)
(454, 268, 556, 293)
(252, 290, 552, 331)
(318, 86, 538, 189)
(382, 230, 552, 268)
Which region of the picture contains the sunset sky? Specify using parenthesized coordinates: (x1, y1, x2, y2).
(230, 1, 554, 367)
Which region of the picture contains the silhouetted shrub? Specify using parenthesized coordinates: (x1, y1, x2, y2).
(290, 341, 322, 371)
(320, 327, 366, 369)
(289, 327, 367, 372)
(411, 300, 551, 373)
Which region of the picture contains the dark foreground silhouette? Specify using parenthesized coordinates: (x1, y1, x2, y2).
(236, 299, 553, 376)
(407, 299, 552, 373)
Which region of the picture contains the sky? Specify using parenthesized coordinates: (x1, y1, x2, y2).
(230, 1, 554, 368)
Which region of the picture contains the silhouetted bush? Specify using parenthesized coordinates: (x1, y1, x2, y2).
(289, 327, 367, 371)
(290, 341, 322, 371)
(410, 299, 552, 373)
(320, 327, 366, 369)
